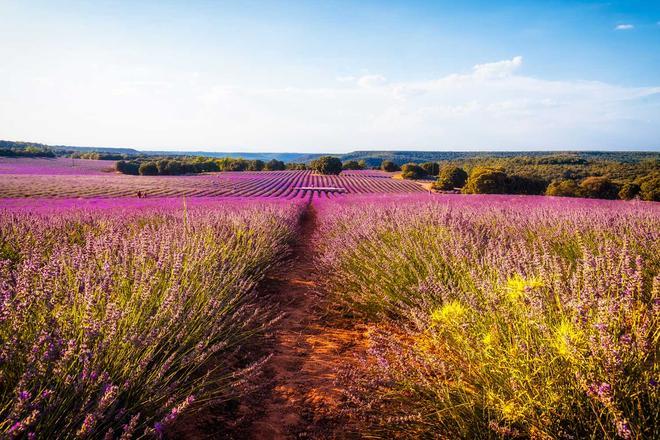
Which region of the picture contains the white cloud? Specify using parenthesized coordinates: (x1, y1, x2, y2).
(1, 56, 658, 150)
(187, 56, 659, 149)
(615, 24, 634, 30)
(472, 56, 523, 79)
(356, 74, 387, 88)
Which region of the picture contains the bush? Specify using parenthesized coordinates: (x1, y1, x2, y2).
(138, 161, 159, 176)
(116, 160, 140, 175)
(400, 163, 427, 180)
(638, 172, 660, 201)
(420, 162, 440, 176)
(264, 159, 286, 171)
(226, 159, 249, 172)
(311, 156, 343, 175)
(546, 179, 581, 197)
(619, 183, 641, 200)
(156, 159, 184, 175)
(462, 167, 508, 194)
(507, 175, 548, 195)
(342, 160, 365, 170)
(381, 160, 400, 172)
(579, 176, 619, 200)
(433, 166, 468, 190)
(286, 162, 308, 170)
(248, 160, 265, 171)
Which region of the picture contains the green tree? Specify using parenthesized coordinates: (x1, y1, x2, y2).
(506, 175, 548, 195)
(116, 160, 140, 175)
(433, 165, 468, 190)
(247, 160, 265, 171)
(579, 176, 619, 199)
(138, 161, 159, 176)
(311, 156, 343, 175)
(545, 179, 581, 197)
(420, 162, 440, 176)
(286, 162, 307, 170)
(638, 172, 660, 201)
(381, 160, 400, 172)
(618, 182, 641, 200)
(342, 160, 364, 170)
(462, 167, 508, 194)
(264, 159, 286, 171)
(400, 163, 427, 180)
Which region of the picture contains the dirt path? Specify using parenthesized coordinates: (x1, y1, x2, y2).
(242, 202, 363, 439)
(170, 202, 365, 439)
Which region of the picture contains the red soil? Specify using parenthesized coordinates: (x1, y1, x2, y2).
(244, 204, 367, 439)
(171, 203, 368, 439)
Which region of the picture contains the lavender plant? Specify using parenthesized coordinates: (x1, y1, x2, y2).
(317, 194, 659, 439)
(0, 199, 303, 438)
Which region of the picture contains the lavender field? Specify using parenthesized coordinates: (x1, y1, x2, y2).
(0, 159, 658, 439)
(0, 158, 423, 199)
(316, 195, 659, 439)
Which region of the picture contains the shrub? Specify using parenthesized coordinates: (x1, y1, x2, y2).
(419, 162, 440, 176)
(156, 159, 184, 175)
(381, 160, 400, 172)
(342, 160, 365, 170)
(619, 182, 641, 200)
(579, 176, 619, 200)
(507, 175, 548, 195)
(264, 159, 286, 171)
(116, 160, 140, 175)
(433, 165, 468, 190)
(311, 156, 343, 175)
(462, 167, 508, 194)
(138, 161, 159, 176)
(400, 163, 427, 180)
(248, 160, 265, 171)
(286, 162, 308, 170)
(546, 179, 581, 197)
(226, 159, 248, 172)
(638, 172, 660, 201)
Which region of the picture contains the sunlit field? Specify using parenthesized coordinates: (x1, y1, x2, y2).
(316, 194, 659, 439)
(0, 158, 423, 198)
(0, 198, 303, 437)
(0, 158, 657, 438)
(3, 0, 660, 436)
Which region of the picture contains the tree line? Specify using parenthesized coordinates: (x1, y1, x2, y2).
(388, 159, 658, 202)
(115, 155, 368, 176)
(115, 157, 296, 176)
(0, 146, 55, 158)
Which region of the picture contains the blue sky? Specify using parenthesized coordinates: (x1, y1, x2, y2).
(1, 0, 659, 152)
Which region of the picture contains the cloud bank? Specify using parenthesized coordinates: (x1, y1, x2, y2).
(2, 56, 659, 151)
(193, 56, 659, 150)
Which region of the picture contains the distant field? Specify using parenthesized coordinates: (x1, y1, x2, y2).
(0, 158, 423, 198)
(0, 157, 115, 175)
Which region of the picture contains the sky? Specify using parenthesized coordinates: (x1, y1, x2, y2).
(1, 0, 659, 152)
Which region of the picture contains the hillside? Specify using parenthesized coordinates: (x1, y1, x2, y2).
(2, 140, 657, 166)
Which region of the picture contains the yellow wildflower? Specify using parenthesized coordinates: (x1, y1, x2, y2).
(506, 274, 544, 302)
(430, 301, 468, 327)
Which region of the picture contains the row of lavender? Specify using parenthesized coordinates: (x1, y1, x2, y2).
(0, 199, 304, 437)
(0, 170, 423, 199)
(315, 195, 659, 439)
